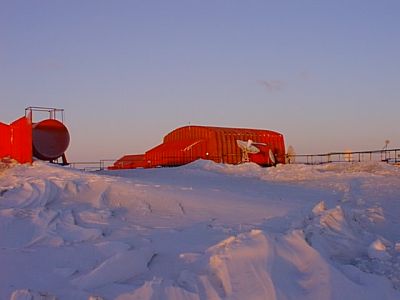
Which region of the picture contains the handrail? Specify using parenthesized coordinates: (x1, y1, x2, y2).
(66, 148, 400, 171)
(25, 106, 65, 123)
(288, 148, 400, 165)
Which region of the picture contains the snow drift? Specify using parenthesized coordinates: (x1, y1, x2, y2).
(1, 160, 399, 299)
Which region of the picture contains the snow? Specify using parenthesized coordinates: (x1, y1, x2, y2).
(1, 160, 400, 299)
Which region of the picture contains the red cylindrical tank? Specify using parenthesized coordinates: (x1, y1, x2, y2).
(32, 119, 70, 161)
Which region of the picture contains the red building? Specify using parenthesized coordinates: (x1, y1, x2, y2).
(110, 125, 285, 169)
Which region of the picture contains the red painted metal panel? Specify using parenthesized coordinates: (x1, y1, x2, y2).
(0, 122, 11, 159)
(146, 139, 207, 168)
(10, 117, 32, 164)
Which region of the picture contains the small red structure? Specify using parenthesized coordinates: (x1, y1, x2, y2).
(110, 125, 285, 169)
(0, 117, 32, 164)
(0, 107, 70, 165)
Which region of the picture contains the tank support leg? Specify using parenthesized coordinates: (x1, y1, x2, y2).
(61, 153, 68, 166)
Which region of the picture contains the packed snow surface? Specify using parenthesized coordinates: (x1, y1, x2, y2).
(1, 160, 400, 299)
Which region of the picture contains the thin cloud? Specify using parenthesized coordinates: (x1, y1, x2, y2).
(257, 79, 286, 92)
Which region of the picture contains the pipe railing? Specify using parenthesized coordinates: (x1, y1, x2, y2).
(67, 148, 400, 171)
(25, 106, 65, 123)
(68, 160, 116, 171)
(288, 148, 400, 165)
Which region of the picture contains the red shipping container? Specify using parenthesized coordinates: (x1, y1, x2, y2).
(109, 154, 147, 169)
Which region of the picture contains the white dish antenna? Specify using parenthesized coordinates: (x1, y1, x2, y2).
(236, 139, 260, 162)
(269, 149, 276, 165)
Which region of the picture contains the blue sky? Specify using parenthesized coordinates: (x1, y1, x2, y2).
(1, 1, 399, 161)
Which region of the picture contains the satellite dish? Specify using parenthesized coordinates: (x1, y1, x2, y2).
(236, 139, 260, 162)
(236, 140, 260, 154)
(269, 149, 276, 165)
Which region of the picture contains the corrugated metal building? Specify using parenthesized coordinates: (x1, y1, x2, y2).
(110, 125, 285, 169)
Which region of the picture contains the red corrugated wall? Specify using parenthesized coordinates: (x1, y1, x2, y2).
(0, 122, 11, 159)
(0, 117, 32, 164)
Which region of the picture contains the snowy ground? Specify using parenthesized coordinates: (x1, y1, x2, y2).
(0, 160, 399, 300)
